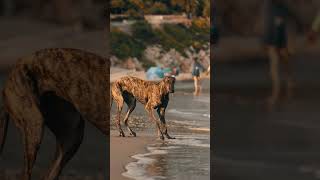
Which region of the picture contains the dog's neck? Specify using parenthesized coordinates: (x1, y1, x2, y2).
(158, 80, 170, 95)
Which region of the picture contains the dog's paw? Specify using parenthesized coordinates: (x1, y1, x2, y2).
(166, 135, 175, 139)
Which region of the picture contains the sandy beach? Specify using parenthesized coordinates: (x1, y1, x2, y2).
(110, 131, 153, 180)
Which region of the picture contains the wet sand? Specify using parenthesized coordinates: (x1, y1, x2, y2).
(110, 131, 153, 180)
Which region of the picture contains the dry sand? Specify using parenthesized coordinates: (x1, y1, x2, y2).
(110, 131, 154, 180)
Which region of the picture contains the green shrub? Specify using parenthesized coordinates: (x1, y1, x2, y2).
(163, 24, 193, 45)
(111, 20, 210, 61)
(132, 21, 156, 43)
(110, 29, 145, 59)
(191, 18, 210, 32)
(189, 18, 210, 48)
(153, 24, 201, 55)
(154, 29, 185, 55)
(146, 2, 170, 14)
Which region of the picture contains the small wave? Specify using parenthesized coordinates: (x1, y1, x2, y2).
(171, 120, 210, 132)
(202, 114, 210, 118)
(122, 134, 209, 180)
(193, 96, 210, 103)
(122, 146, 180, 180)
(168, 109, 194, 115)
(168, 135, 210, 148)
(171, 120, 197, 126)
(188, 127, 210, 132)
(168, 109, 210, 120)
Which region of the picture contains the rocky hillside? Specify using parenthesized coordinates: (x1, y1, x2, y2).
(110, 19, 210, 72)
(111, 44, 210, 73)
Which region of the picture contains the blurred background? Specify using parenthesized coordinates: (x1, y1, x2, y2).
(213, 0, 320, 179)
(0, 0, 108, 70)
(0, 0, 108, 179)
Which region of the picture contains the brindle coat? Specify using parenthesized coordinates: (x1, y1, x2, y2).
(111, 76, 175, 140)
(0, 48, 109, 180)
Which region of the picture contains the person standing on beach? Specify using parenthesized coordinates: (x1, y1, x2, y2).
(307, 11, 320, 44)
(262, 0, 300, 105)
(192, 58, 205, 96)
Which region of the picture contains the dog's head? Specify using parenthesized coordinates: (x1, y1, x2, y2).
(163, 76, 176, 93)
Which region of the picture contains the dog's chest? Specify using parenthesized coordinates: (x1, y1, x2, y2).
(136, 96, 147, 104)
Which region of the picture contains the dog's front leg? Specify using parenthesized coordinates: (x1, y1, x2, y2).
(145, 105, 164, 140)
(157, 107, 175, 139)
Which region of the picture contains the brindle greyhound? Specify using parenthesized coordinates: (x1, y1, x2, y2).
(111, 76, 176, 140)
(0, 48, 109, 180)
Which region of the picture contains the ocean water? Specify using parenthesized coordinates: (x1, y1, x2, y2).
(167, 94, 210, 130)
(122, 134, 210, 180)
(122, 80, 210, 180)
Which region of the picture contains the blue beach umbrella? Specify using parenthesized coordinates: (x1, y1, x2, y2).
(146, 67, 164, 80)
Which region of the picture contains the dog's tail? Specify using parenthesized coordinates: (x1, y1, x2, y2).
(0, 101, 9, 156)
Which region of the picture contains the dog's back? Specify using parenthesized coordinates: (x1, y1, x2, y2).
(3, 48, 110, 133)
(112, 76, 159, 104)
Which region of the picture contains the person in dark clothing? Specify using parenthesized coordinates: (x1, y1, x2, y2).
(262, 0, 298, 105)
(263, 0, 289, 48)
(192, 58, 205, 96)
(307, 10, 320, 44)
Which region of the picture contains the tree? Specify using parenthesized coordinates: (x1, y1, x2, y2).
(171, 0, 199, 18)
(147, 2, 169, 14)
(129, 0, 145, 14)
(202, 0, 210, 17)
(111, 0, 125, 14)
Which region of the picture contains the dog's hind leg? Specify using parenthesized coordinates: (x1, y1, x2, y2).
(44, 118, 84, 180)
(11, 105, 44, 180)
(39, 92, 85, 180)
(114, 96, 125, 137)
(123, 93, 136, 137)
(3, 74, 45, 180)
(111, 83, 125, 137)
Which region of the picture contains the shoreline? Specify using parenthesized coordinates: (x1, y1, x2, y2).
(110, 130, 154, 180)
